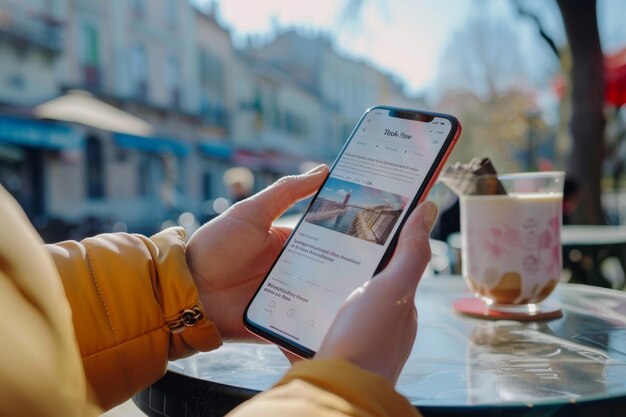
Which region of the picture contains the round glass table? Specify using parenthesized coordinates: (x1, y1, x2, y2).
(134, 276, 626, 416)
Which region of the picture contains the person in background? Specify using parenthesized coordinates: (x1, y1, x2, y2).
(223, 166, 255, 203)
(434, 196, 460, 243)
(0, 164, 437, 417)
(563, 176, 581, 225)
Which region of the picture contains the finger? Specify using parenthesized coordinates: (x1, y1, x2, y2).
(232, 165, 328, 228)
(381, 202, 438, 295)
(269, 226, 294, 243)
(271, 225, 293, 237)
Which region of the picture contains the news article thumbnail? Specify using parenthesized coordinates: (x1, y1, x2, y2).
(304, 177, 408, 245)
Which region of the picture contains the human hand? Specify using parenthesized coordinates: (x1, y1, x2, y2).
(315, 201, 438, 384)
(186, 165, 328, 340)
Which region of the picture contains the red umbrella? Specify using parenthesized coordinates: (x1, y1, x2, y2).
(551, 47, 626, 107)
(605, 47, 626, 107)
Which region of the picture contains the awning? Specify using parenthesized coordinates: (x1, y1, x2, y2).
(114, 132, 191, 157)
(34, 90, 154, 136)
(198, 140, 233, 160)
(0, 115, 82, 149)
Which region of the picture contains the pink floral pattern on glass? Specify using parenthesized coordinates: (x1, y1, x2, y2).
(477, 215, 561, 278)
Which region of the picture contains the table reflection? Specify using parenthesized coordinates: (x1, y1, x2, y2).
(156, 276, 626, 415)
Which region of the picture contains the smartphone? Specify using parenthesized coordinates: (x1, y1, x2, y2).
(243, 105, 461, 358)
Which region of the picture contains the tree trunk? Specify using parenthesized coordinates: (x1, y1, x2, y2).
(555, 50, 571, 171)
(556, 0, 606, 224)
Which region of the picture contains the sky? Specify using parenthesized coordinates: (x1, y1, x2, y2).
(195, 0, 472, 94)
(194, 0, 626, 97)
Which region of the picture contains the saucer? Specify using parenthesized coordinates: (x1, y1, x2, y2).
(453, 298, 563, 321)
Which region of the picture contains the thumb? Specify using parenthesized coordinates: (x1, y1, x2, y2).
(230, 165, 328, 228)
(381, 201, 438, 295)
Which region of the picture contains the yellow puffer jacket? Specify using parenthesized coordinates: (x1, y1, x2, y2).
(0, 186, 419, 417)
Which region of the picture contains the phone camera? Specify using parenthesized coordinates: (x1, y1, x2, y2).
(390, 110, 434, 122)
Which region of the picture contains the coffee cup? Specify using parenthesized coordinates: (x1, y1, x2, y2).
(460, 172, 564, 312)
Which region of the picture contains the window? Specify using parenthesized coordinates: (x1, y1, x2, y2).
(137, 154, 162, 198)
(45, 0, 63, 15)
(285, 112, 308, 138)
(137, 154, 149, 197)
(132, 0, 145, 19)
(13, 44, 27, 61)
(130, 44, 148, 100)
(199, 50, 227, 124)
(199, 50, 225, 95)
(165, 55, 180, 108)
(86, 136, 105, 199)
(258, 83, 280, 129)
(80, 23, 101, 89)
(202, 172, 212, 200)
(81, 23, 99, 65)
(165, 0, 177, 28)
(8, 74, 25, 90)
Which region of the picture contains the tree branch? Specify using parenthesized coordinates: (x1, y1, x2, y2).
(515, 3, 561, 60)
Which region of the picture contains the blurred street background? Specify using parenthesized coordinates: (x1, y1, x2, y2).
(1, 0, 625, 242)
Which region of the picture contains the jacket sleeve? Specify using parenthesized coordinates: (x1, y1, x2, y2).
(45, 227, 222, 410)
(228, 359, 422, 417)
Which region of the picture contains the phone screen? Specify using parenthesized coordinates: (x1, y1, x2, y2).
(245, 107, 458, 355)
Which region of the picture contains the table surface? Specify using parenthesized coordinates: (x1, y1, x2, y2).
(166, 276, 626, 411)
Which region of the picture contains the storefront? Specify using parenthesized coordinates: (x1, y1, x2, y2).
(0, 115, 82, 221)
(198, 140, 233, 201)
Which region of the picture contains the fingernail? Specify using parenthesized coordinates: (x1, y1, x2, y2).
(422, 202, 438, 231)
(304, 164, 327, 175)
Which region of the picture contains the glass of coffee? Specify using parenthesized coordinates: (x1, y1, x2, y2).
(460, 172, 565, 313)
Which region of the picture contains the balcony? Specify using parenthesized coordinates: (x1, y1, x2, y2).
(0, 0, 63, 53)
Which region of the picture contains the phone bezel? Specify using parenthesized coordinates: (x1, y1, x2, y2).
(243, 105, 461, 358)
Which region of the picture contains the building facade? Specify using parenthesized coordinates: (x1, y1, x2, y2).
(54, 0, 206, 227)
(0, 1, 425, 240)
(243, 31, 426, 160)
(0, 0, 70, 228)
